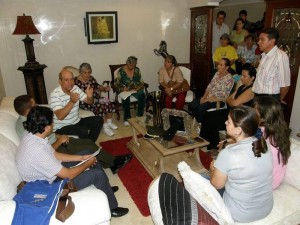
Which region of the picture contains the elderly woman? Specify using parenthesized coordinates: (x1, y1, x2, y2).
(75, 63, 117, 137)
(158, 55, 187, 110)
(114, 56, 145, 125)
(188, 58, 234, 124)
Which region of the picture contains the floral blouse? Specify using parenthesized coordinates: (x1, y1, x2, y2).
(114, 67, 144, 92)
(206, 72, 234, 99)
(74, 76, 101, 100)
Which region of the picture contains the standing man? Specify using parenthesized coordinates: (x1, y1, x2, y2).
(49, 67, 102, 142)
(252, 27, 290, 102)
(233, 10, 253, 32)
(212, 11, 230, 55)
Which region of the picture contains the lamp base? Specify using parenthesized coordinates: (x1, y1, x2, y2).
(24, 60, 40, 68)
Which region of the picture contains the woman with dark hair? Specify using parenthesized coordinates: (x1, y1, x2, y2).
(16, 106, 129, 217)
(230, 18, 249, 49)
(200, 63, 256, 149)
(210, 105, 273, 222)
(253, 96, 291, 189)
(189, 58, 234, 124)
(158, 55, 187, 110)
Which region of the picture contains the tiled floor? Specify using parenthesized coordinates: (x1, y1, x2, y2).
(96, 112, 154, 225)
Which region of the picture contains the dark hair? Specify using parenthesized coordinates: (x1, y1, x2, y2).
(244, 34, 255, 42)
(242, 63, 256, 78)
(239, 10, 247, 17)
(253, 96, 291, 165)
(261, 27, 279, 44)
(14, 95, 34, 116)
(24, 106, 54, 134)
(229, 106, 267, 157)
(235, 18, 245, 25)
(221, 58, 231, 68)
(165, 55, 178, 66)
(217, 10, 226, 18)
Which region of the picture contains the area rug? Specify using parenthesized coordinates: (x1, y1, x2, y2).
(100, 136, 152, 217)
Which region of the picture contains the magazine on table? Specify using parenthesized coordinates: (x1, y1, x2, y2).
(118, 90, 136, 100)
(70, 149, 101, 168)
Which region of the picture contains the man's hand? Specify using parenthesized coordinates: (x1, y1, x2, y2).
(57, 135, 69, 145)
(70, 91, 79, 103)
(86, 85, 94, 98)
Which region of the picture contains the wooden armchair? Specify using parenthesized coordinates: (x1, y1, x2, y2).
(109, 64, 149, 120)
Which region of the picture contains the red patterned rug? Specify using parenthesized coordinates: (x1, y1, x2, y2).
(100, 136, 152, 217)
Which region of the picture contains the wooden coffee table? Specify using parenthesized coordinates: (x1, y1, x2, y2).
(127, 118, 209, 181)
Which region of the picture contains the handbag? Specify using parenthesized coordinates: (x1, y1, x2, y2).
(167, 67, 190, 94)
(15, 179, 76, 223)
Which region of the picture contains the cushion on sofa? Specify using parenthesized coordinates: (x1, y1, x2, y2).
(0, 134, 22, 201)
(284, 138, 300, 190)
(178, 161, 234, 225)
(0, 111, 20, 146)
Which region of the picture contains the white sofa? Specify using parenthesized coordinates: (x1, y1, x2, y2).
(0, 97, 111, 225)
(148, 135, 300, 224)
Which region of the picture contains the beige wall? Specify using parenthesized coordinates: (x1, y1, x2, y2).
(0, 0, 190, 98)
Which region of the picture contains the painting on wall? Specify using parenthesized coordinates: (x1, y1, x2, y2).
(86, 11, 118, 44)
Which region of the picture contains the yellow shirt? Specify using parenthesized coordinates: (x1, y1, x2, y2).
(213, 45, 238, 71)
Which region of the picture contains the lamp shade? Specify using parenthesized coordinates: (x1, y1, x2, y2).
(12, 14, 40, 35)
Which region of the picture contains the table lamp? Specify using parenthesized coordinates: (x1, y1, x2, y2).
(12, 13, 41, 68)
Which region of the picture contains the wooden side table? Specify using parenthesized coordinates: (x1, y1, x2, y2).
(18, 64, 48, 104)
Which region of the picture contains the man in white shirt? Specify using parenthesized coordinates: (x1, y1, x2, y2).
(49, 67, 102, 142)
(252, 27, 290, 102)
(212, 11, 230, 55)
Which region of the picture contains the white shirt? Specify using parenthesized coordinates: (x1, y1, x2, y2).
(49, 85, 86, 131)
(252, 45, 290, 94)
(212, 21, 229, 54)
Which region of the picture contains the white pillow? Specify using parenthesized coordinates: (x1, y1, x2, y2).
(147, 177, 164, 225)
(0, 134, 22, 201)
(178, 161, 234, 225)
(284, 138, 300, 190)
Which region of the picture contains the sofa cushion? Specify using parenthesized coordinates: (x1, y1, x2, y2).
(0, 96, 18, 118)
(0, 111, 20, 146)
(178, 161, 234, 225)
(0, 134, 22, 201)
(284, 138, 300, 190)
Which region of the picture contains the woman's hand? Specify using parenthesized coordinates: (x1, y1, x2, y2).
(165, 87, 172, 96)
(200, 96, 208, 104)
(123, 86, 129, 91)
(85, 85, 94, 97)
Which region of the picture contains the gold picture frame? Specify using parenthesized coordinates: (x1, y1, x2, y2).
(86, 11, 118, 44)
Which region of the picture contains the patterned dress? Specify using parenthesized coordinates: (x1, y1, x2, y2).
(75, 76, 116, 117)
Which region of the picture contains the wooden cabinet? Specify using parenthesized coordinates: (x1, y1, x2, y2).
(265, 0, 300, 122)
(190, 7, 214, 97)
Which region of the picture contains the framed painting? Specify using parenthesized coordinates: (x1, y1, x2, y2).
(86, 11, 118, 44)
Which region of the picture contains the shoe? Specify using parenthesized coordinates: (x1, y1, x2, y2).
(111, 186, 119, 193)
(111, 154, 133, 174)
(111, 207, 129, 217)
(124, 121, 130, 126)
(103, 124, 114, 137)
(108, 122, 118, 130)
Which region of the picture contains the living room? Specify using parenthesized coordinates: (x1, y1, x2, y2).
(1, 0, 300, 224)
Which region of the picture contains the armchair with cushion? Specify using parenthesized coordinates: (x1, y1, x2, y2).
(109, 64, 149, 120)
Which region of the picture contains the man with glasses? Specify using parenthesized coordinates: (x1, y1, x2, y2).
(212, 11, 229, 55)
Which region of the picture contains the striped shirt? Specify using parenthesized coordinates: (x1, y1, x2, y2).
(16, 133, 62, 184)
(49, 85, 87, 131)
(252, 45, 290, 94)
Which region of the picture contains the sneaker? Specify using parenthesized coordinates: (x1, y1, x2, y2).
(108, 122, 118, 130)
(124, 121, 130, 126)
(103, 124, 114, 136)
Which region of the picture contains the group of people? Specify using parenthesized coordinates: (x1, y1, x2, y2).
(12, 9, 292, 223)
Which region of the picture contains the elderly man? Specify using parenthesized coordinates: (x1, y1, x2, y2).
(252, 27, 290, 102)
(49, 67, 102, 142)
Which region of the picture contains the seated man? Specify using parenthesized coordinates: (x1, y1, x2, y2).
(14, 95, 132, 174)
(49, 67, 101, 142)
(16, 106, 129, 217)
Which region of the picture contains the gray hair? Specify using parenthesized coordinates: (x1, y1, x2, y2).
(79, 62, 92, 73)
(126, 56, 138, 65)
